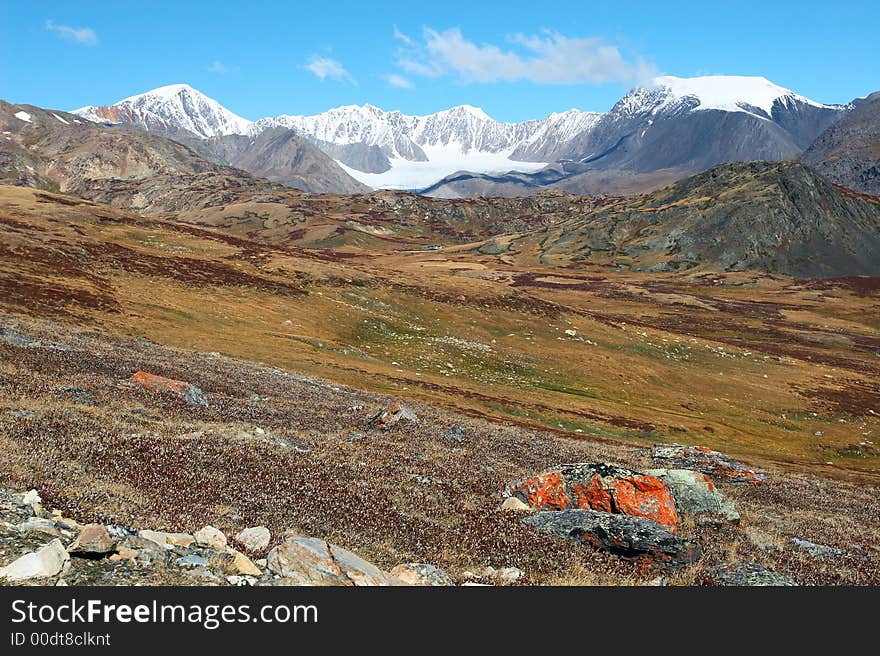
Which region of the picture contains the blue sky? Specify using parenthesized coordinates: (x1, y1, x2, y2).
(1, 1, 877, 122)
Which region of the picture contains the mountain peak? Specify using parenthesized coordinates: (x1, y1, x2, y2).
(74, 83, 253, 138)
(642, 75, 833, 116)
(117, 83, 200, 104)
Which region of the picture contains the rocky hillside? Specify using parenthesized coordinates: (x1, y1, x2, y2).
(1, 315, 877, 586)
(800, 91, 880, 195)
(498, 161, 880, 277)
(0, 100, 237, 194)
(183, 126, 369, 194)
(1, 98, 366, 197)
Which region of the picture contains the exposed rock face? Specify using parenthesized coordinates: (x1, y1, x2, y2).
(524, 509, 700, 570)
(0, 539, 69, 581)
(505, 463, 679, 533)
(131, 371, 208, 407)
(186, 127, 370, 194)
(367, 403, 417, 431)
(711, 562, 797, 586)
(645, 469, 740, 523)
(651, 444, 764, 483)
(390, 563, 455, 586)
(801, 91, 880, 195)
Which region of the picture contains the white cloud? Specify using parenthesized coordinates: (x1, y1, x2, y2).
(386, 73, 413, 89)
(45, 20, 97, 46)
(393, 25, 415, 47)
(208, 60, 229, 74)
(304, 55, 355, 83)
(396, 27, 655, 86)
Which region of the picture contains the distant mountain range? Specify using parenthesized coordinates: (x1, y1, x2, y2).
(3, 94, 880, 278)
(71, 76, 856, 195)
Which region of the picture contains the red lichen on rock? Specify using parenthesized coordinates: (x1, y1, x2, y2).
(507, 463, 680, 533)
(509, 470, 570, 511)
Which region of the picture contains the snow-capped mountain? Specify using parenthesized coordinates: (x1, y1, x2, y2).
(74, 84, 253, 139)
(72, 76, 850, 193)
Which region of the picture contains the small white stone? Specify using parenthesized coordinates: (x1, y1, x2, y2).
(22, 489, 41, 506)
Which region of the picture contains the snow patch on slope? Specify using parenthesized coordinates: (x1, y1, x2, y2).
(14, 111, 32, 123)
(652, 75, 834, 116)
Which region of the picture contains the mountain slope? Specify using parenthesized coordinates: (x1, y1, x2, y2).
(182, 127, 370, 194)
(497, 161, 880, 278)
(800, 91, 880, 194)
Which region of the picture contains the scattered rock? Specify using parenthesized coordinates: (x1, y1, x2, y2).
(367, 403, 417, 431)
(499, 567, 524, 584)
(524, 509, 700, 570)
(138, 530, 172, 548)
(445, 424, 464, 443)
(0, 327, 34, 347)
(500, 496, 532, 512)
(711, 562, 797, 586)
(791, 538, 846, 559)
(16, 518, 61, 537)
(167, 532, 196, 548)
(178, 554, 209, 569)
(0, 539, 70, 582)
(390, 563, 455, 586)
(236, 527, 271, 553)
(21, 489, 41, 506)
(55, 386, 94, 403)
(645, 469, 739, 523)
(68, 524, 116, 556)
(194, 525, 227, 551)
(652, 444, 764, 483)
(226, 549, 263, 576)
(131, 371, 208, 407)
(505, 463, 680, 533)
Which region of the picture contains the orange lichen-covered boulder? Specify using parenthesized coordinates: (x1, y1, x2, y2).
(131, 371, 208, 407)
(651, 444, 764, 484)
(505, 463, 680, 533)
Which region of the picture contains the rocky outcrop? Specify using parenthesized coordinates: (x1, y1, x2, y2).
(524, 509, 700, 570)
(711, 562, 797, 586)
(367, 403, 417, 431)
(645, 469, 740, 523)
(651, 444, 764, 483)
(131, 371, 208, 407)
(505, 463, 679, 533)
